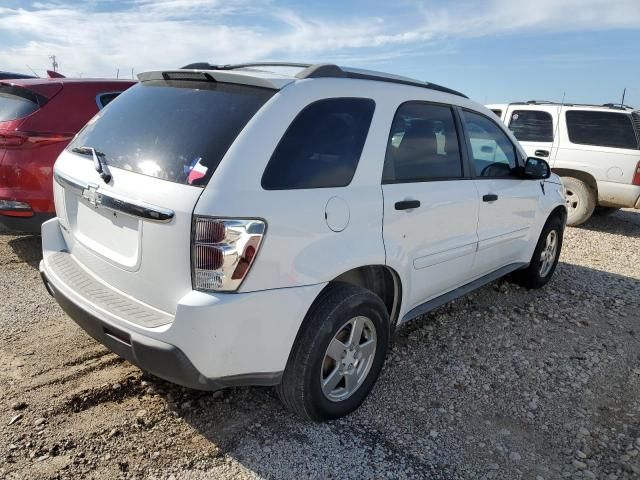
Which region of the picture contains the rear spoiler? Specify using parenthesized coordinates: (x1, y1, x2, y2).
(137, 70, 294, 90)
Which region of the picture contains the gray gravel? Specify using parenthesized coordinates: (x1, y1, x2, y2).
(1, 209, 639, 479)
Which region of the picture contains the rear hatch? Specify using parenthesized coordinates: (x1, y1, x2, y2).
(53, 77, 274, 315)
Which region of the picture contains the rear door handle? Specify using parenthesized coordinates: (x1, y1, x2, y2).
(395, 200, 421, 211)
(534, 149, 550, 158)
(482, 194, 498, 202)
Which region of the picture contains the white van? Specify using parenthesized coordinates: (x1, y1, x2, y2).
(487, 101, 640, 225)
(40, 63, 566, 420)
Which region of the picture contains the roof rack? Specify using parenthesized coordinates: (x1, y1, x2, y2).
(509, 100, 636, 110)
(180, 62, 468, 98)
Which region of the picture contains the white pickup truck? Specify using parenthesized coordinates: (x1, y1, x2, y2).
(488, 101, 640, 225)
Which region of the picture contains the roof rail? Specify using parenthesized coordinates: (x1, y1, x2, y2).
(180, 62, 468, 98)
(508, 100, 636, 110)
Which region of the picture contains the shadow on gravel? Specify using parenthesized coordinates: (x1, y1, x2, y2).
(6, 235, 42, 269)
(577, 208, 640, 238)
(142, 261, 640, 479)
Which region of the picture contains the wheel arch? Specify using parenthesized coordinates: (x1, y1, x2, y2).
(553, 168, 598, 195)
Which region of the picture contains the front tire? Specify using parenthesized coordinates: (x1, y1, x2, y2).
(562, 176, 596, 226)
(276, 283, 390, 421)
(512, 215, 564, 289)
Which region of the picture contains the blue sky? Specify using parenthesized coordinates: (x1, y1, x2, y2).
(1, 0, 639, 106)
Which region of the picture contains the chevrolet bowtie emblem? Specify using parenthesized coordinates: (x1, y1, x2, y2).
(82, 183, 101, 207)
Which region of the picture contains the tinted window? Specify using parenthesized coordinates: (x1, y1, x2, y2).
(97, 92, 122, 109)
(463, 110, 519, 178)
(490, 109, 502, 118)
(261, 98, 375, 190)
(383, 102, 462, 183)
(0, 86, 39, 122)
(566, 110, 638, 150)
(69, 80, 274, 187)
(509, 110, 553, 142)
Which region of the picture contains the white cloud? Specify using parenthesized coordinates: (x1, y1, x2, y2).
(0, 0, 638, 77)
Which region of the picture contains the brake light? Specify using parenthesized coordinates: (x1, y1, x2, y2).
(192, 217, 266, 292)
(0, 131, 72, 149)
(633, 161, 640, 186)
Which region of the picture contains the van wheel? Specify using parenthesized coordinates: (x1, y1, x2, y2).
(562, 176, 596, 226)
(593, 206, 619, 216)
(512, 215, 564, 289)
(276, 283, 389, 421)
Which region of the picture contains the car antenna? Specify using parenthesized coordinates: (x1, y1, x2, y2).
(552, 91, 565, 165)
(621, 88, 626, 106)
(25, 64, 40, 78)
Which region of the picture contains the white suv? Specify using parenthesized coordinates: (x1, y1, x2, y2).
(40, 63, 566, 420)
(487, 101, 640, 225)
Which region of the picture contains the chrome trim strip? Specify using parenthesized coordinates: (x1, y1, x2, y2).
(54, 170, 175, 223)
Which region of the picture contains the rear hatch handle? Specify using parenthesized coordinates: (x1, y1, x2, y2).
(54, 170, 175, 223)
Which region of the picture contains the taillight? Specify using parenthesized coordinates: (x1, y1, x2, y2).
(633, 161, 640, 186)
(0, 199, 33, 217)
(192, 217, 266, 292)
(0, 131, 72, 149)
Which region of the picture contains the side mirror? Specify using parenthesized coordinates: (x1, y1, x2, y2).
(524, 157, 551, 179)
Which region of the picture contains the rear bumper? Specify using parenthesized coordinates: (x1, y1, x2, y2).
(40, 217, 326, 389)
(0, 212, 54, 234)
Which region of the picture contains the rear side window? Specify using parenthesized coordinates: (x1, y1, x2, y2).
(383, 102, 463, 183)
(508, 110, 553, 142)
(69, 80, 274, 187)
(0, 85, 40, 122)
(261, 98, 375, 190)
(566, 110, 638, 150)
(96, 92, 122, 109)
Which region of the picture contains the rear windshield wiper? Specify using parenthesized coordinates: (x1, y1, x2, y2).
(72, 146, 112, 183)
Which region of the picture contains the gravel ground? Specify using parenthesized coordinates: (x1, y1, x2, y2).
(1, 209, 639, 480)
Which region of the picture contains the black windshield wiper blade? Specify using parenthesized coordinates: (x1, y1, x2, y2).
(72, 146, 111, 183)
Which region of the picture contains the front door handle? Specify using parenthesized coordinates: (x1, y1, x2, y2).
(482, 194, 498, 202)
(534, 149, 550, 158)
(395, 200, 421, 211)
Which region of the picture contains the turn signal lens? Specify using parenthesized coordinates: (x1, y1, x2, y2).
(192, 217, 266, 292)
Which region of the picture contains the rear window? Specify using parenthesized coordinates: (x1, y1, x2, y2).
(261, 98, 375, 190)
(508, 110, 554, 142)
(69, 80, 274, 186)
(0, 85, 40, 122)
(566, 110, 638, 150)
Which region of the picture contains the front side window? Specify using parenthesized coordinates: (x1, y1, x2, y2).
(566, 110, 638, 150)
(261, 98, 375, 190)
(383, 102, 462, 183)
(509, 110, 554, 142)
(463, 110, 519, 178)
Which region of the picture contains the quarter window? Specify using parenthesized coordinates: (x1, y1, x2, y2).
(382, 102, 463, 183)
(262, 98, 375, 190)
(463, 110, 519, 178)
(490, 109, 503, 118)
(97, 92, 122, 109)
(509, 110, 554, 142)
(566, 110, 638, 150)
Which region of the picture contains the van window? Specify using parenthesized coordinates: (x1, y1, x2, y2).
(69, 80, 274, 187)
(0, 85, 41, 122)
(383, 102, 463, 183)
(508, 110, 553, 142)
(463, 110, 519, 178)
(261, 98, 375, 190)
(566, 110, 638, 150)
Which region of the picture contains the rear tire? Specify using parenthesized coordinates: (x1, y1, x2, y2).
(562, 176, 596, 226)
(512, 215, 564, 289)
(276, 283, 389, 421)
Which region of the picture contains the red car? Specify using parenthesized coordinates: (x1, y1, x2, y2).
(0, 77, 135, 233)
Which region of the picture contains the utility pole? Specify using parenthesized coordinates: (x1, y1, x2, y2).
(49, 55, 58, 72)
